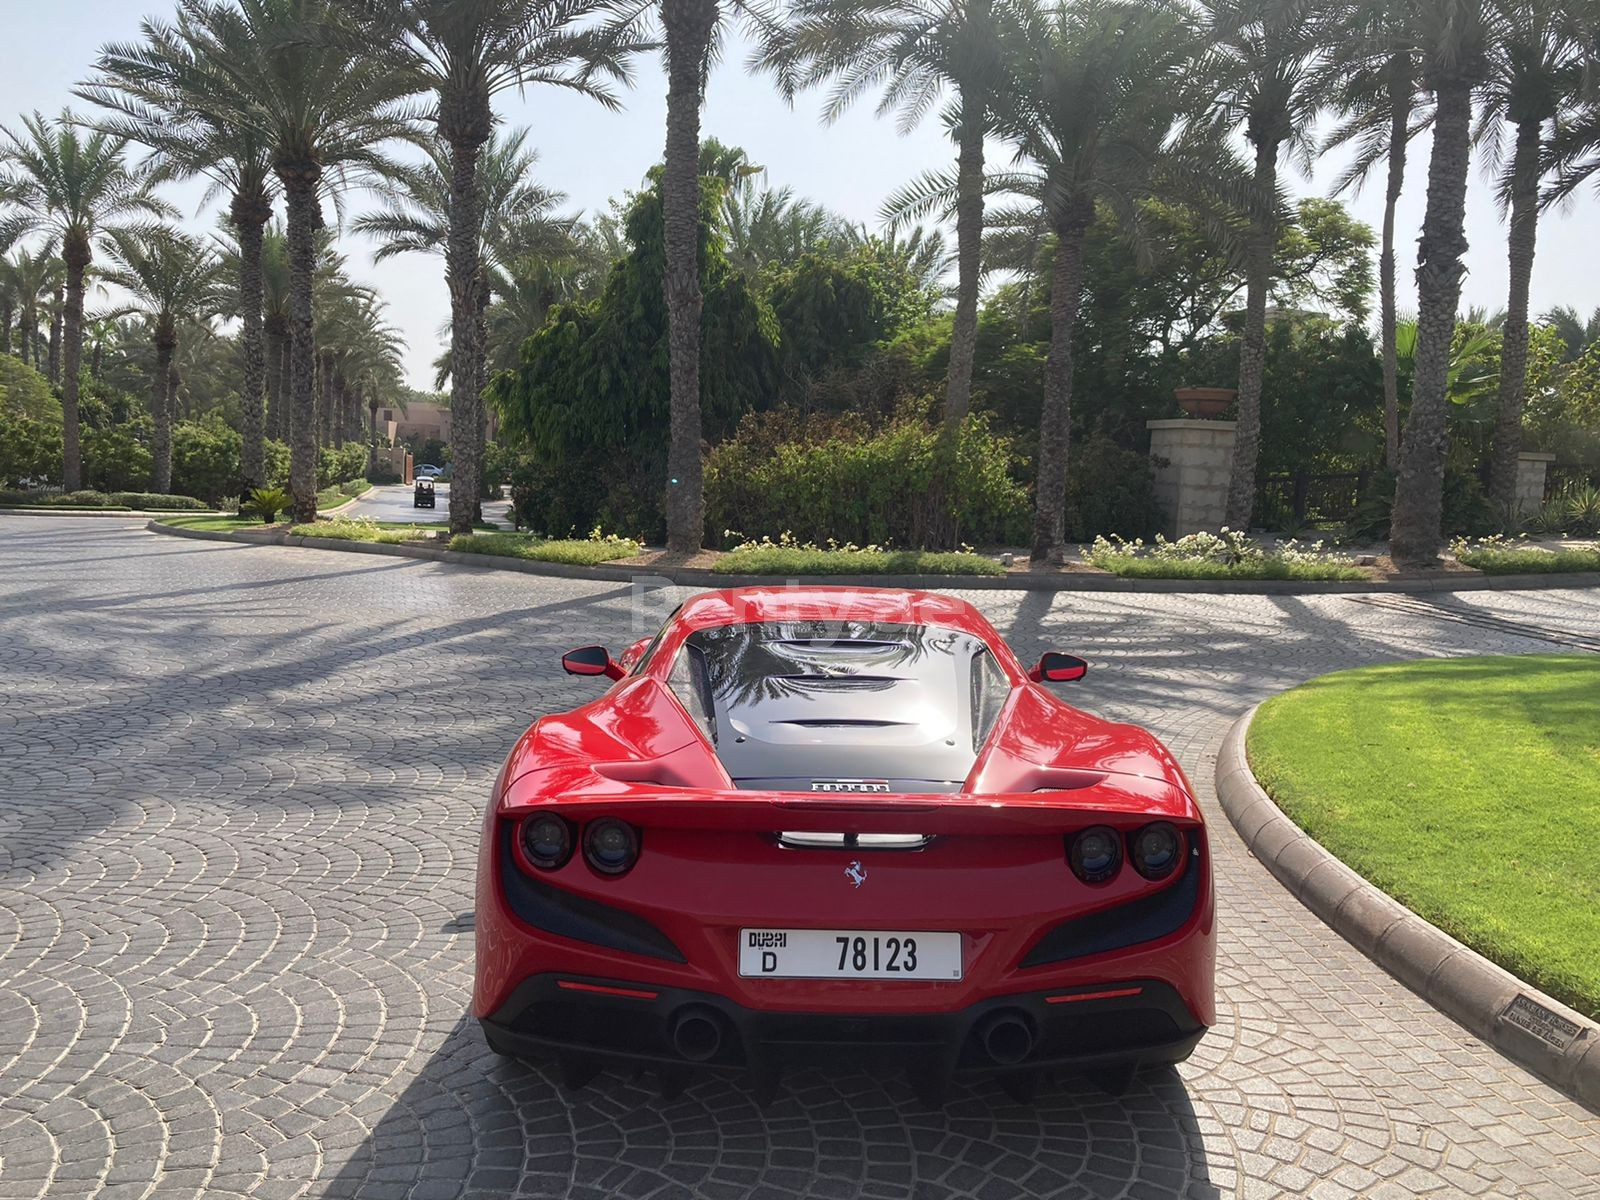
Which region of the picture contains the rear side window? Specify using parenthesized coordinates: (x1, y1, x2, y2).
(970, 649, 1009, 752)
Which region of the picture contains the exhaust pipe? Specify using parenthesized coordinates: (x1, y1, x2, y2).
(976, 1011, 1035, 1066)
(670, 1006, 725, 1062)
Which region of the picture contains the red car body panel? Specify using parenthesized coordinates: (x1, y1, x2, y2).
(474, 587, 1216, 1082)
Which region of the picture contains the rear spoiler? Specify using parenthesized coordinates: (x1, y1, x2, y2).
(498, 772, 1201, 835)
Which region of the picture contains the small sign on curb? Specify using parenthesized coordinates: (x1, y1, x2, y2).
(1502, 994, 1583, 1051)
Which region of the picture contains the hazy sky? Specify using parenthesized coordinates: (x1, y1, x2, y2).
(5, 2, 1598, 389)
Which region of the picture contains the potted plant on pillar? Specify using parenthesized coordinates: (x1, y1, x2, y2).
(1174, 386, 1237, 418)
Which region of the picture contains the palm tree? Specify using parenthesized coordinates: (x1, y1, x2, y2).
(355, 2, 634, 535)
(993, 0, 1240, 563)
(1541, 304, 1600, 360)
(1200, 0, 1326, 531)
(757, 0, 1010, 430)
(0, 245, 62, 371)
(0, 110, 170, 488)
(1480, 0, 1588, 515)
(1316, 3, 1429, 471)
(259, 222, 291, 440)
(720, 177, 847, 279)
(171, 0, 417, 523)
(1389, 0, 1497, 565)
(100, 226, 226, 490)
(80, 10, 280, 495)
(356, 127, 575, 511)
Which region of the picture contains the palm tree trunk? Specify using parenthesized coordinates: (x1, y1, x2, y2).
(1380, 58, 1410, 471)
(662, 0, 718, 555)
(1030, 212, 1089, 565)
(944, 92, 986, 426)
(368, 400, 379, 474)
(152, 331, 175, 493)
(1391, 78, 1473, 566)
(0, 297, 11, 355)
(17, 306, 33, 376)
(61, 241, 89, 491)
(441, 88, 492, 539)
(281, 173, 320, 522)
(1224, 134, 1279, 531)
(47, 285, 63, 385)
(1488, 117, 1541, 516)
(234, 202, 269, 496)
(265, 321, 286, 442)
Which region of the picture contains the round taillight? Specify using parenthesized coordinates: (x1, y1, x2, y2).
(521, 814, 573, 871)
(1069, 826, 1122, 884)
(1130, 822, 1183, 881)
(584, 818, 640, 876)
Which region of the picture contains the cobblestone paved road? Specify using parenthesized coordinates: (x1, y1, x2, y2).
(2, 516, 1599, 1200)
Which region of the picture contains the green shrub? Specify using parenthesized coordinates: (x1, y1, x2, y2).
(290, 517, 422, 544)
(704, 410, 1029, 548)
(339, 478, 371, 498)
(265, 439, 291, 488)
(171, 418, 243, 504)
(1347, 467, 1499, 541)
(82, 425, 153, 494)
(507, 448, 666, 541)
(0, 353, 61, 423)
(318, 443, 368, 489)
(243, 486, 291, 524)
(1084, 530, 1368, 581)
(112, 492, 208, 511)
(1063, 433, 1164, 542)
(366, 463, 401, 485)
(715, 542, 1005, 577)
(450, 531, 643, 564)
(1451, 536, 1600, 574)
(0, 410, 63, 488)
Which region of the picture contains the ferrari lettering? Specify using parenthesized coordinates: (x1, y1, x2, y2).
(811, 780, 891, 793)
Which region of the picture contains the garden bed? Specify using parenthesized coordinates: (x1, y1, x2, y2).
(1247, 656, 1600, 1020)
(449, 531, 642, 566)
(1083, 531, 1369, 581)
(713, 545, 1006, 577)
(1452, 536, 1600, 575)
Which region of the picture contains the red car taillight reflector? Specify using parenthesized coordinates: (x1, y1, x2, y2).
(556, 980, 660, 1001)
(1045, 986, 1144, 1005)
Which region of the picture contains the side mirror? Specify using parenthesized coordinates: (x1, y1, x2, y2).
(1030, 652, 1088, 684)
(563, 645, 625, 680)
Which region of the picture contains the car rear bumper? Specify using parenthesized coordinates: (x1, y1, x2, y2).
(481, 972, 1205, 1078)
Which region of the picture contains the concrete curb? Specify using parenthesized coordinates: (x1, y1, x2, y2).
(142, 520, 1600, 596)
(1217, 705, 1600, 1113)
(2, 507, 228, 519)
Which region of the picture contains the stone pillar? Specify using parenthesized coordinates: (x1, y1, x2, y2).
(1515, 452, 1556, 515)
(1146, 419, 1237, 538)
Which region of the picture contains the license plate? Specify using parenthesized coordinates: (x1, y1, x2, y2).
(738, 928, 962, 980)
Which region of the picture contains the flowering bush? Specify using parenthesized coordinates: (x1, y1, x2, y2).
(1084, 529, 1365, 580)
(717, 529, 1003, 576)
(1450, 535, 1600, 575)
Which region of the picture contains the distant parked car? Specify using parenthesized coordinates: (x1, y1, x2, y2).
(414, 477, 436, 509)
(416, 464, 443, 478)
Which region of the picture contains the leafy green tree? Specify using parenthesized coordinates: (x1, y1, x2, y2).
(490, 173, 779, 537)
(758, 0, 1010, 430)
(83, 423, 155, 493)
(0, 352, 61, 423)
(0, 110, 171, 488)
(100, 227, 226, 491)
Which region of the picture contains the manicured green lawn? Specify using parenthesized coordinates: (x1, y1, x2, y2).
(1249, 655, 1600, 1019)
(449, 532, 642, 565)
(714, 546, 1005, 576)
(159, 514, 264, 531)
(1454, 545, 1600, 574)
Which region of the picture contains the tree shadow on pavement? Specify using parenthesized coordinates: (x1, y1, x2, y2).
(320, 1014, 1223, 1200)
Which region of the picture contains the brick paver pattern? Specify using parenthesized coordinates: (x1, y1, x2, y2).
(1, 517, 1598, 1200)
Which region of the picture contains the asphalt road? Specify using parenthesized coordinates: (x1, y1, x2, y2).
(1, 515, 1597, 1199)
(341, 482, 513, 527)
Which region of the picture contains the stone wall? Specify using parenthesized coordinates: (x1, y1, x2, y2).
(1515, 452, 1556, 516)
(1147, 419, 1237, 538)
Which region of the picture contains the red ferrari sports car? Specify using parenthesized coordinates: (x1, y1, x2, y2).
(474, 587, 1214, 1101)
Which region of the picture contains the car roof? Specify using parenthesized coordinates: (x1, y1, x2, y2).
(671, 586, 997, 638)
